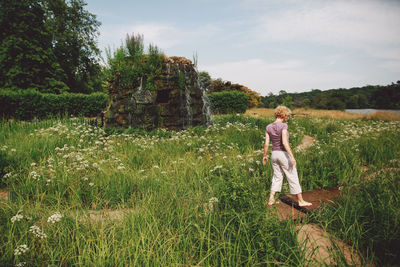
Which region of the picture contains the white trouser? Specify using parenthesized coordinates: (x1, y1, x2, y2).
(270, 151, 302, 195)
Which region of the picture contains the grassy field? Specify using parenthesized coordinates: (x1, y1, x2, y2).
(245, 107, 400, 121)
(1, 110, 399, 266)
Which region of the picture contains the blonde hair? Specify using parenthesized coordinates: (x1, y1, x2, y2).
(274, 105, 291, 121)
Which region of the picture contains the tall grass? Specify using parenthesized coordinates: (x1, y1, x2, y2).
(1, 114, 399, 265)
(246, 107, 400, 121)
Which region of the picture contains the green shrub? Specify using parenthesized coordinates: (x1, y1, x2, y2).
(208, 91, 248, 114)
(0, 89, 107, 120)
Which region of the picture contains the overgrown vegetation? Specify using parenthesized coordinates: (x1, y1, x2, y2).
(0, 113, 399, 265)
(104, 34, 164, 91)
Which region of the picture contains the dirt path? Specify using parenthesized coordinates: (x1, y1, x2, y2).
(296, 135, 315, 152)
(69, 208, 141, 223)
(270, 186, 366, 266)
(0, 190, 9, 201)
(297, 224, 363, 266)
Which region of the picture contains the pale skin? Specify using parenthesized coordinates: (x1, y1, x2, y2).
(262, 116, 312, 207)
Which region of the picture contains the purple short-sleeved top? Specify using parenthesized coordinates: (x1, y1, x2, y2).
(266, 122, 289, 151)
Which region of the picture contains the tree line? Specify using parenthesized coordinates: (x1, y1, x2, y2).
(260, 82, 400, 110)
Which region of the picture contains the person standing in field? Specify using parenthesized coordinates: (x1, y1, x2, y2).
(263, 105, 312, 207)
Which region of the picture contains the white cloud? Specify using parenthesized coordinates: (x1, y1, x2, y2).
(252, 0, 400, 51)
(379, 60, 400, 73)
(99, 22, 222, 53)
(100, 23, 184, 49)
(202, 58, 364, 95)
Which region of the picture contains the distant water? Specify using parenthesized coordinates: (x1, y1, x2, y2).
(345, 109, 400, 115)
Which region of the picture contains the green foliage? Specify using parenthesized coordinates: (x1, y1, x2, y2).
(177, 71, 186, 90)
(0, 0, 102, 94)
(0, 115, 399, 265)
(208, 91, 248, 114)
(0, 90, 107, 119)
(261, 82, 400, 110)
(105, 34, 164, 91)
(0, 0, 68, 93)
(209, 79, 262, 108)
(0, 151, 17, 186)
(198, 71, 212, 91)
(281, 95, 293, 109)
(373, 81, 400, 109)
(43, 0, 102, 93)
(313, 170, 400, 266)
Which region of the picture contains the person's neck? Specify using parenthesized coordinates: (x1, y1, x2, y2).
(274, 118, 285, 123)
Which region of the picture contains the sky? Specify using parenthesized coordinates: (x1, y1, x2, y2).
(85, 0, 400, 96)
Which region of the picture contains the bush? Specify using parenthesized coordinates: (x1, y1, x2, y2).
(0, 89, 108, 120)
(208, 91, 248, 114)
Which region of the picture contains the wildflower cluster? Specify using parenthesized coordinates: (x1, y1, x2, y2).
(14, 244, 29, 256)
(204, 197, 219, 215)
(47, 212, 63, 223)
(29, 225, 47, 239)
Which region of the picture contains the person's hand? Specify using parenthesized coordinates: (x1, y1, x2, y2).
(291, 157, 297, 167)
(263, 156, 268, 166)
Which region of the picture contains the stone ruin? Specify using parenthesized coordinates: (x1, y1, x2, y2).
(106, 56, 212, 130)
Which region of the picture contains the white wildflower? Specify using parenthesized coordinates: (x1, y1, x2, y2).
(209, 197, 219, 204)
(15, 262, 27, 267)
(205, 197, 219, 215)
(29, 225, 47, 239)
(11, 213, 23, 223)
(88, 182, 94, 187)
(47, 212, 63, 223)
(14, 244, 29, 256)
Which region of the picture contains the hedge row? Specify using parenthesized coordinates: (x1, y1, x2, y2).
(0, 89, 108, 120)
(207, 91, 248, 114)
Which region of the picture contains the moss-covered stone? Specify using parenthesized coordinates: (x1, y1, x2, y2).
(106, 56, 210, 130)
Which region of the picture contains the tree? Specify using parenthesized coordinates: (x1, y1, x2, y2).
(281, 95, 293, 109)
(208, 79, 261, 108)
(0, 0, 68, 93)
(347, 95, 359, 109)
(198, 71, 211, 91)
(44, 0, 102, 93)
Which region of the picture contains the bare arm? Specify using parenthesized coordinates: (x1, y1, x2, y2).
(263, 132, 270, 165)
(282, 129, 296, 167)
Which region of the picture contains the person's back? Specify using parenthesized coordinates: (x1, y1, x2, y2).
(266, 122, 289, 151)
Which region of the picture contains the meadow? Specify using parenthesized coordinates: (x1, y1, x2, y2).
(0, 110, 399, 266)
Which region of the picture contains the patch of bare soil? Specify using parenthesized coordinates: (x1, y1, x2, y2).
(267, 201, 306, 221)
(295, 135, 315, 152)
(296, 224, 363, 266)
(0, 190, 9, 201)
(71, 208, 140, 223)
(280, 186, 341, 213)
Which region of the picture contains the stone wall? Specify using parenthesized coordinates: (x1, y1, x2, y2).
(106, 56, 211, 130)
